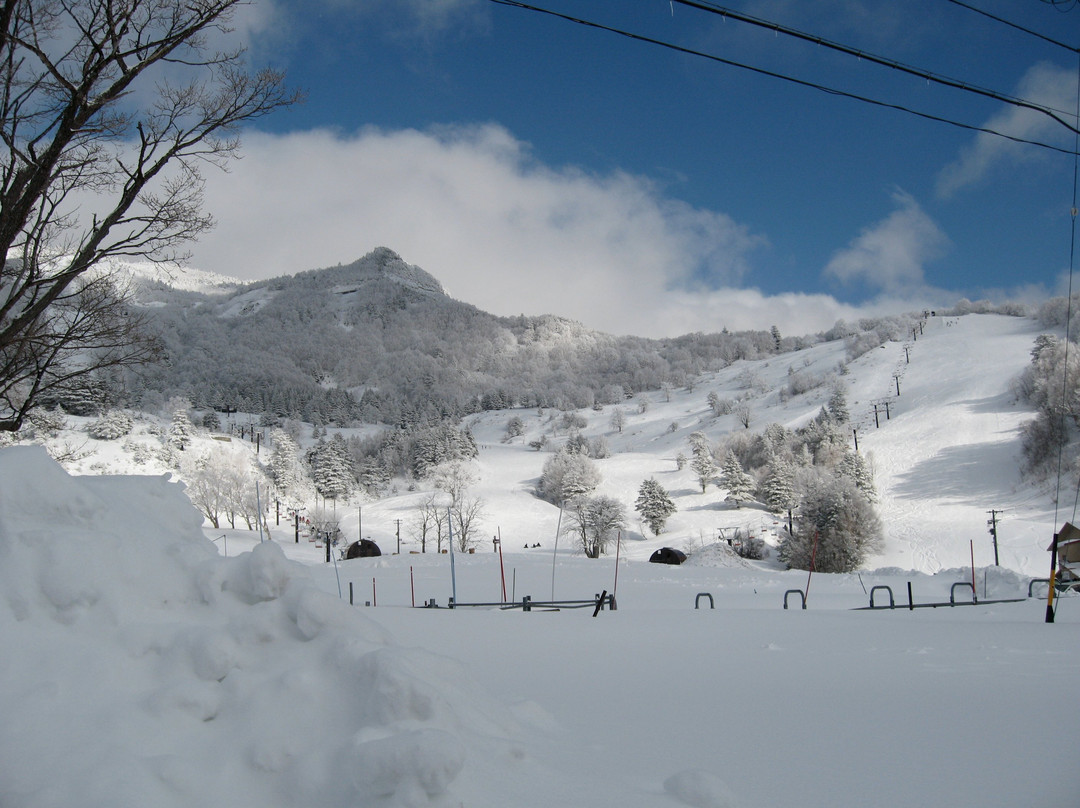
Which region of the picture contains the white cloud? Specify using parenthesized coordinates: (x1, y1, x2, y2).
(822, 190, 949, 295)
(193, 124, 839, 338)
(936, 62, 1076, 198)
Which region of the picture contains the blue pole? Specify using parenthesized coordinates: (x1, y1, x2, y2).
(448, 508, 457, 606)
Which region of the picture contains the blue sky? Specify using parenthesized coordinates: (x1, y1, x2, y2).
(189, 0, 1080, 337)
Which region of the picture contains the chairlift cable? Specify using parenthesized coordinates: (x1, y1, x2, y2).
(1047, 52, 1080, 623)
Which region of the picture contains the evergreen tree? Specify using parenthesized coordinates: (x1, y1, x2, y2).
(837, 450, 876, 502)
(688, 431, 716, 493)
(88, 410, 133, 440)
(760, 459, 799, 534)
(309, 436, 354, 500)
(358, 459, 391, 496)
(719, 450, 755, 506)
(827, 383, 850, 424)
(761, 459, 797, 513)
(169, 409, 192, 451)
(267, 429, 303, 495)
(635, 478, 677, 535)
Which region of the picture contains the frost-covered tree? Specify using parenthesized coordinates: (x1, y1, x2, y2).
(411, 423, 479, 479)
(610, 408, 626, 434)
(183, 448, 265, 530)
(707, 391, 718, 414)
(87, 410, 133, 440)
(779, 474, 882, 573)
(734, 403, 753, 429)
(219, 453, 266, 530)
(719, 450, 755, 506)
(837, 450, 876, 503)
(827, 382, 850, 424)
(760, 459, 799, 532)
(1014, 335, 1080, 474)
(431, 461, 475, 509)
(504, 416, 525, 441)
(309, 436, 354, 500)
(267, 429, 302, 493)
(184, 455, 227, 529)
(688, 431, 716, 493)
(169, 409, 192, 451)
(566, 495, 626, 557)
(537, 449, 601, 505)
(635, 478, 677, 535)
(358, 459, 391, 497)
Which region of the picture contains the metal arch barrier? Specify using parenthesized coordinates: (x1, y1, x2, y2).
(695, 592, 715, 609)
(783, 589, 806, 610)
(1028, 578, 1050, 598)
(949, 582, 976, 605)
(869, 585, 895, 609)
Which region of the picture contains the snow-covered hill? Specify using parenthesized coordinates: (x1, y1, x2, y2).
(42, 312, 1053, 575)
(4, 312, 1077, 808)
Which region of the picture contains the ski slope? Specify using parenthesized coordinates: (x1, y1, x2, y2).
(4, 312, 1077, 808)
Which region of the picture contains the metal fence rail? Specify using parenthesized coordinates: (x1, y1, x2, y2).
(440, 591, 617, 614)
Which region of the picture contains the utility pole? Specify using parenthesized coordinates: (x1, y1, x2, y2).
(893, 375, 901, 396)
(986, 509, 1002, 566)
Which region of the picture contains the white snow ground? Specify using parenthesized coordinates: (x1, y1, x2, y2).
(2, 313, 1078, 807)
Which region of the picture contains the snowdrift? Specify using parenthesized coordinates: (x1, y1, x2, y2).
(0, 447, 521, 808)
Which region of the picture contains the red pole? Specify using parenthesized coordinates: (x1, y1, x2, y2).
(805, 531, 820, 603)
(410, 566, 415, 608)
(372, 577, 377, 608)
(969, 540, 976, 600)
(498, 527, 507, 602)
(613, 531, 622, 598)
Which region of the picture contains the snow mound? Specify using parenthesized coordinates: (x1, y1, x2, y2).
(0, 448, 517, 808)
(683, 542, 753, 569)
(663, 769, 740, 808)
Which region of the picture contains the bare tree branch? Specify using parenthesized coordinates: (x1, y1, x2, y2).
(0, 0, 299, 430)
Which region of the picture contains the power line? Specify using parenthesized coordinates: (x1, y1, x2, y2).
(945, 0, 1079, 53)
(671, 0, 1080, 133)
(487, 0, 1080, 157)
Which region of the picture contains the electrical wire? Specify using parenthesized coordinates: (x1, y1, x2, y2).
(486, 0, 1080, 157)
(945, 0, 1079, 53)
(671, 0, 1080, 134)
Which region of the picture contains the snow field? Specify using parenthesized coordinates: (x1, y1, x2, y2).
(4, 313, 1080, 807)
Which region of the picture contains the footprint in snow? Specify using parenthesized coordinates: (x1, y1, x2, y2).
(663, 769, 739, 808)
